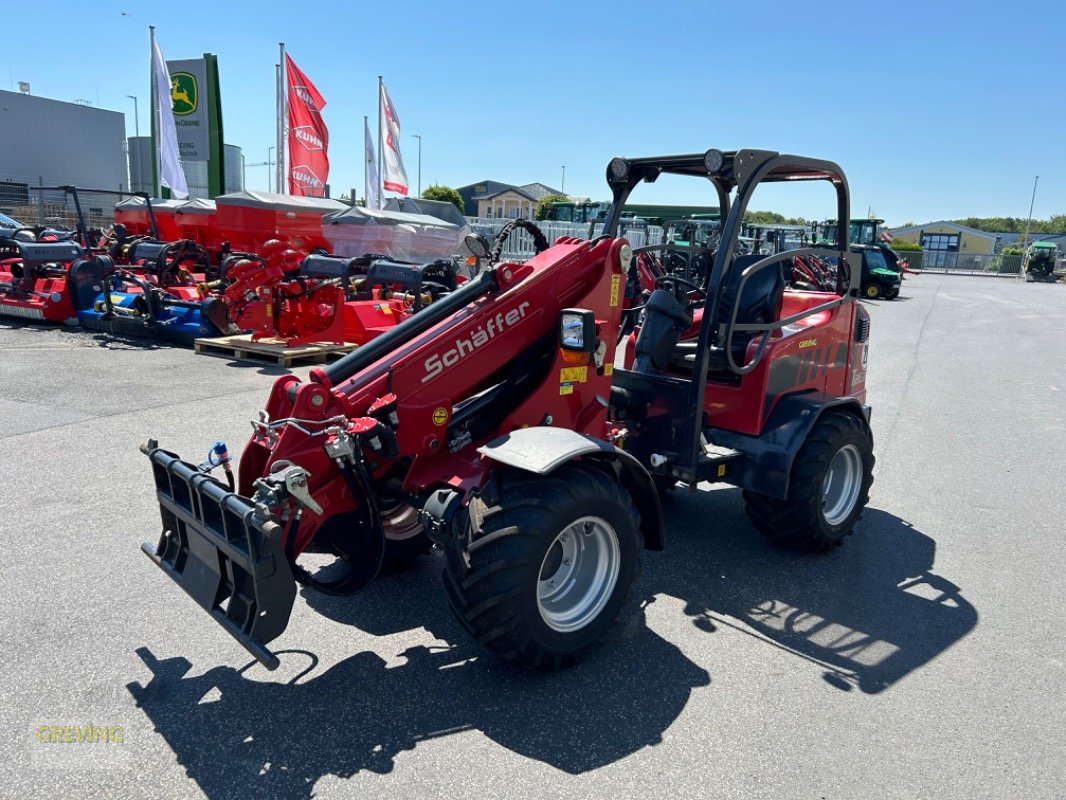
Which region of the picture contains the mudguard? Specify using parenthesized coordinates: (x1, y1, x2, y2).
(710, 394, 870, 500)
(478, 427, 664, 550)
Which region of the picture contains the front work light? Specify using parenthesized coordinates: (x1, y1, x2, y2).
(703, 148, 725, 174)
(608, 157, 629, 181)
(559, 308, 597, 353)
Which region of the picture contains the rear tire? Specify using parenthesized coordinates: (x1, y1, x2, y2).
(744, 411, 874, 550)
(863, 283, 882, 299)
(443, 464, 641, 669)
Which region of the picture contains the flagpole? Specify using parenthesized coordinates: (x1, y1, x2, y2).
(149, 25, 160, 197)
(278, 42, 287, 195)
(377, 75, 384, 205)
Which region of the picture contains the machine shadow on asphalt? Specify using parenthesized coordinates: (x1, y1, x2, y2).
(125, 488, 976, 797)
(651, 486, 978, 694)
(126, 602, 711, 797)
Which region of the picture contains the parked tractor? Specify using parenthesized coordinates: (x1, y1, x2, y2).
(141, 148, 875, 671)
(1023, 241, 1059, 283)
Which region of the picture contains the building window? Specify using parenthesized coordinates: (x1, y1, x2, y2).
(920, 233, 959, 251)
(921, 233, 960, 267)
(485, 207, 492, 218)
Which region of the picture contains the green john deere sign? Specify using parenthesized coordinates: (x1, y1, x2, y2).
(170, 72, 197, 116)
(152, 53, 225, 197)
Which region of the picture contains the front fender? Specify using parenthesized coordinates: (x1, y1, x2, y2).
(479, 427, 663, 550)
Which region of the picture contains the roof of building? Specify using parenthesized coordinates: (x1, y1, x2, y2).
(475, 186, 538, 202)
(889, 221, 998, 240)
(517, 182, 563, 200)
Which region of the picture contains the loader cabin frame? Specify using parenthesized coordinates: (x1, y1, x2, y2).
(601, 149, 858, 483)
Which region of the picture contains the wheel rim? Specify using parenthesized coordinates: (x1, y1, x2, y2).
(379, 501, 422, 542)
(537, 516, 620, 633)
(821, 444, 863, 527)
(866, 285, 879, 298)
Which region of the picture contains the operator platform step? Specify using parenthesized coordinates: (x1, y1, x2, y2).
(193, 333, 358, 367)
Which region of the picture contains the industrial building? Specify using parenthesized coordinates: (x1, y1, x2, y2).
(0, 89, 127, 210)
(0, 89, 243, 227)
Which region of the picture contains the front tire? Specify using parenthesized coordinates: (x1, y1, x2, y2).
(744, 411, 874, 550)
(443, 464, 642, 669)
(863, 283, 882, 299)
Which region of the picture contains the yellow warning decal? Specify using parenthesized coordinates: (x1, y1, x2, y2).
(559, 384, 574, 396)
(560, 366, 588, 383)
(717, 464, 727, 477)
(604, 363, 613, 376)
(431, 407, 449, 426)
(610, 274, 621, 307)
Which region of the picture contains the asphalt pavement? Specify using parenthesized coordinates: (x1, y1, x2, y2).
(1, 272, 1064, 799)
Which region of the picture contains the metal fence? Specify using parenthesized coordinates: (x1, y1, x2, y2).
(463, 222, 1035, 280)
(1, 179, 119, 231)
(915, 252, 1024, 276)
(465, 217, 665, 259)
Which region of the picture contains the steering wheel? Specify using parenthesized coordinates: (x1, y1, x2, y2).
(489, 219, 550, 265)
(655, 274, 706, 299)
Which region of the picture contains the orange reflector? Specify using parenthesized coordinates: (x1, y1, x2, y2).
(560, 349, 589, 365)
(466, 256, 478, 266)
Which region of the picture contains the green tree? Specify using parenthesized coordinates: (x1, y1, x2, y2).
(535, 194, 569, 221)
(744, 210, 786, 225)
(421, 185, 464, 213)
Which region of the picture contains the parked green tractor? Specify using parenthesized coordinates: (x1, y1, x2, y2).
(1023, 241, 1060, 283)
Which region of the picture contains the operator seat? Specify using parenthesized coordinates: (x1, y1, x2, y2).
(672, 253, 786, 375)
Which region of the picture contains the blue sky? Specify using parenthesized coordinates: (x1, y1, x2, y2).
(4, 0, 1062, 226)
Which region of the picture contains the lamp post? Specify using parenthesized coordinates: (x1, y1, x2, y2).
(1022, 175, 1039, 248)
(126, 95, 140, 192)
(412, 134, 422, 197)
(561, 165, 566, 195)
(268, 146, 276, 193)
(240, 153, 246, 190)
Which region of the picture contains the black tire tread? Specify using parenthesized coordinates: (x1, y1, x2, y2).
(443, 463, 642, 669)
(744, 411, 874, 551)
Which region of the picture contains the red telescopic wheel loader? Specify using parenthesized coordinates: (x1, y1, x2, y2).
(141, 149, 874, 670)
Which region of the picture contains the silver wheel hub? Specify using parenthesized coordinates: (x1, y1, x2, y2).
(821, 444, 863, 527)
(537, 516, 620, 633)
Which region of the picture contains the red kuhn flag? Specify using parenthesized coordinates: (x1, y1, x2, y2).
(285, 54, 329, 196)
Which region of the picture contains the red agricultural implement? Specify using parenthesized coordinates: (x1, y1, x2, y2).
(142, 148, 874, 671)
(214, 191, 346, 255)
(200, 247, 465, 347)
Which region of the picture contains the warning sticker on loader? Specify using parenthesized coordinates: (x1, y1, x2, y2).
(560, 366, 588, 384)
(432, 407, 449, 426)
(610, 274, 621, 307)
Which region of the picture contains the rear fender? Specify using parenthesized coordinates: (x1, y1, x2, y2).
(711, 394, 870, 500)
(478, 427, 663, 550)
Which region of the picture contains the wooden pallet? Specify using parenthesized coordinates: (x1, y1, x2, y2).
(194, 334, 357, 367)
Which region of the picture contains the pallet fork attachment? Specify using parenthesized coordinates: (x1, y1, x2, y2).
(140, 442, 300, 670)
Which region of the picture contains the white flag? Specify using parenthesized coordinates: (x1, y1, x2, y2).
(151, 37, 188, 199)
(379, 81, 408, 196)
(364, 118, 381, 210)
